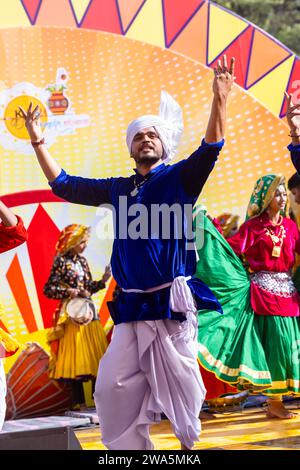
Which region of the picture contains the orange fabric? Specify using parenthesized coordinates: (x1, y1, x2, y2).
(6, 254, 38, 332)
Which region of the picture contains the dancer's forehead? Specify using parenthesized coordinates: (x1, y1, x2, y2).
(133, 127, 159, 139)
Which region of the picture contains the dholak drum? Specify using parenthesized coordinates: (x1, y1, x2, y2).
(66, 297, 96, 325)
(5, 343, 72, 420)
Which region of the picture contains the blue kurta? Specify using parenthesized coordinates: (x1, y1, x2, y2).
(289, 142, 300, 172)
(50, 139, 224, 324)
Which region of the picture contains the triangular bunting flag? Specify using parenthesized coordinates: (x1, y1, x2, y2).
(170, 1, 208, 64)
(162, 0, 204, 47)
(21, 0, 42, 24)
(80, 0, 122, 34)
(280, 57, 300, 117)
(208, 3, 248, 65)
(69, 0, 92, 26)
(117, 0, 146, 34)
(35, 0, 76, 27)
(246, 29, 291, 89)
(126, 0, 164, 49)
(249, 55, 294, 117)
(210, 25, 254, 88)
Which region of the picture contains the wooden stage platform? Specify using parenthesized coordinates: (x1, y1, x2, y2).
(75, 404, 300, 451)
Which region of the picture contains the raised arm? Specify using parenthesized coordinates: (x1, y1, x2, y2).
(0, 200, 17, 226)
(285, 92, 300, 146)
(19, 103, 62, 182)
(0, 200, 28, 253)
(205, 55, 235, 143)
(285, 92, 300, 173)
(19, 103, 112, 206)
(179, 56, 235, 197)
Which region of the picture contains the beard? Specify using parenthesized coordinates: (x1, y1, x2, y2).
(133, 154, 161, 165)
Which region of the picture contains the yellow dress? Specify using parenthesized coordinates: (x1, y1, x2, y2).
(44, 253, 108, 380)
(49, 316, 108, 380)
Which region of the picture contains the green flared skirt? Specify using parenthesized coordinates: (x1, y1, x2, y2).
(194, 212, 300, 396)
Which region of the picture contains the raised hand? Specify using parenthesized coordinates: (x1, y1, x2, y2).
(102, 265, 112, 283)
(213, 55, 235, 99)
(284, 92, 300, 136)
(18, 102, 43, 142)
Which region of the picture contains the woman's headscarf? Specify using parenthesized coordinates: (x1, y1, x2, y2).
(246, 174, 287, 220)
(126, 91, 183, 163)
(55, 224, 90, 255)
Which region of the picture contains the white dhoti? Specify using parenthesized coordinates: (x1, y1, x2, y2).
(94, 318, 206, 450)
(0, 360, 7, 431)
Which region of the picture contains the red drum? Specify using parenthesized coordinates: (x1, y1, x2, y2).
(5, 342, 72, 420)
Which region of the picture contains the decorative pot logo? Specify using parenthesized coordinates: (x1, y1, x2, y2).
(46, 68, 69, 115)
(0, 68, 90, 155)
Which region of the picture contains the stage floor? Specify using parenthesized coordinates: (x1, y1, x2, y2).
(75, 405, 300, 450)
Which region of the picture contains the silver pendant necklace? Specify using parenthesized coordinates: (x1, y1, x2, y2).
(130, 175, 148, 197)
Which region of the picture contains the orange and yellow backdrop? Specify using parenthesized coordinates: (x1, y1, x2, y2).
(0, 0, 299, 370)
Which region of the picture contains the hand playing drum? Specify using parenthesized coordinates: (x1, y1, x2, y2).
(66, 297, 96, 326)
(43, 224, 109, 410)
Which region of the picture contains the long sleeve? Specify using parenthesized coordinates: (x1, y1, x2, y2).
(0, 216, 28, 254)
(81, 257, 106, 294)
(44, 257, 69, 299)
(85, 279, 106, 294)
(180, 139, 224, 197)
(227, 222, 254, 257)
(288, 143, 300, 173)
(49, 169, 114, 206)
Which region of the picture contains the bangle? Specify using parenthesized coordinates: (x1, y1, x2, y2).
(288, 133, 300, 137)
(31, 137, 45, 147)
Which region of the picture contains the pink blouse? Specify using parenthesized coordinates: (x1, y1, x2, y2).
(228, 213, 300, 317)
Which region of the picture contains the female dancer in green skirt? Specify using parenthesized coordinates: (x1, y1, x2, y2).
(196, 174, 300, 419)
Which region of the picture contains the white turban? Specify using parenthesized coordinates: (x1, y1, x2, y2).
(126, 91, 183, 163)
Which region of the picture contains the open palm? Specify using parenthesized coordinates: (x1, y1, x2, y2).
(285, 92, 300, 133)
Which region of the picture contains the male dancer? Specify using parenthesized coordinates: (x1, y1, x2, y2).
(20, 56, 235, 449)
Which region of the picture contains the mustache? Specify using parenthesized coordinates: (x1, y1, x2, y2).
(139, 144, 154, 150)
